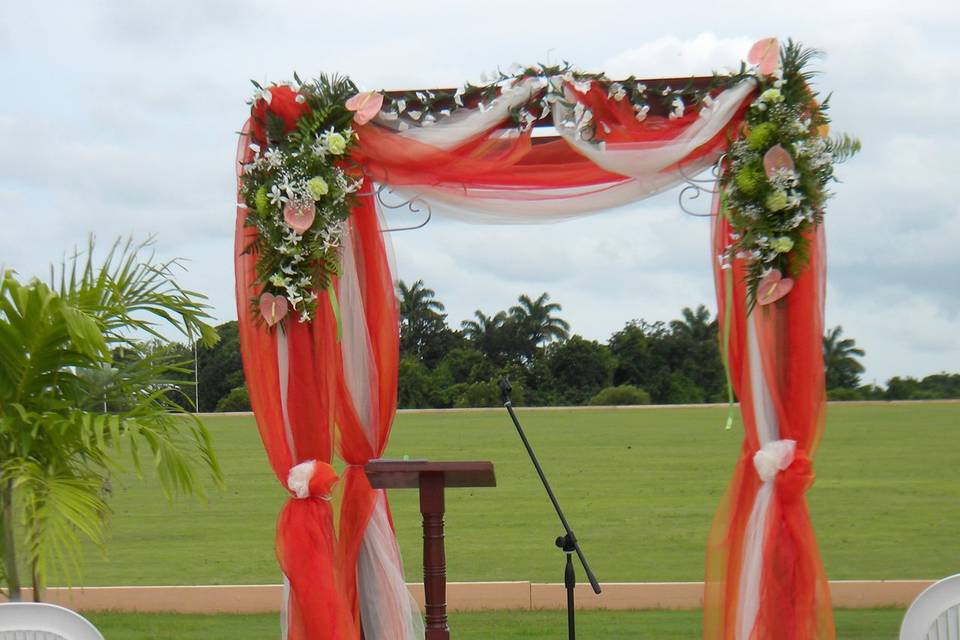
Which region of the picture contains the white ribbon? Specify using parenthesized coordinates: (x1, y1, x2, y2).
(287, 460, 317, 499)
(752, 439, 796, 483)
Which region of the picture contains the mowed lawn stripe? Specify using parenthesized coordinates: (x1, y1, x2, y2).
(57, 403, 960, 586)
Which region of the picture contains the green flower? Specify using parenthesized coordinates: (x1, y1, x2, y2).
(765, 189, 789, 212)
(307, 177, 329, 199)
(254, 186, 270, 216)
(326, 132, 347, 155)
(759, 88, 783, 103)
(734, 165, 765, 197)
(747, 123, 778, 151)
(771, 236, 795, 253)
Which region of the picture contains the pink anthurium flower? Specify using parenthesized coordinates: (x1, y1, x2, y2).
(763, 144, 795, 178)
(259, 292, 289, 326)
(748, 37, 780, 76)
(345, 91, 384, 126)
(757, 269, 794, 305)
(283, 200, 316, 234)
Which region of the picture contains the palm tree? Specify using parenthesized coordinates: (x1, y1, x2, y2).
(396, 279, 447, 359)
(669, 305, 715, 342)
(0, 238, 221, 601)
(823, 325, 866, 389)
(510, 293, 570, 350)
(397, 279, 445, 322)
(461, 310, 507, 360)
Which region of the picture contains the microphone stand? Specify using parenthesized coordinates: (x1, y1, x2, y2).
(498, 378, 601, 640)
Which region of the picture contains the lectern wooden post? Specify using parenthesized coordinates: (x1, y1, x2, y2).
(364, 460, 496, 640)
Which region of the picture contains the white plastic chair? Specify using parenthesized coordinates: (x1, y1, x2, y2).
(901, 574, 960, 639)
(0, 602, 105, 640)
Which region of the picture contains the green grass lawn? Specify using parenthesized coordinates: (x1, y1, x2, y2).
(86, 608, 905, 640)
(58, 402, 960, 586)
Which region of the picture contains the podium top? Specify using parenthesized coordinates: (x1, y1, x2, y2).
(364, 459, 496, 489)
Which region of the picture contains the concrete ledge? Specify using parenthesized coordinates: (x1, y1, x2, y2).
(4, 580, 932, 613)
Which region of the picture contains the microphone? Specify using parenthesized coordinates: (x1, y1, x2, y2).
(498, 377, 513, 404)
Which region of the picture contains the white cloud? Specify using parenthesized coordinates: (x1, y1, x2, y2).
(0, 3, 958, 384)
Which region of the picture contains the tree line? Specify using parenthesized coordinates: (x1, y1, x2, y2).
(181, 279, 958, 411)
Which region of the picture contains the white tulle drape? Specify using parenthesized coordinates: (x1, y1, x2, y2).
(340, 222, 424, 640)
(380, 79, 755, 223)
(735, 314, 780, 640)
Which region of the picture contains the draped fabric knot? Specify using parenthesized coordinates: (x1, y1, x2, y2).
(287, 460, 338, 500)
(752, 439, 796, 483)
(750, 439, 816, 504)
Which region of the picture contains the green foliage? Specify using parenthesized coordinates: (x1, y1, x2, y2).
(0, 238, 221, 600)
(589, 385, 650, 406)
(547, 336, 615, 405)
(240, 74, 362, 325)
(827, 387, 864, 401)
(823, 325, 866, 389)
(721, 40, 861, 309)
(885, 374, 960, 400)
(197, 321, 243, 412)
(215, 386, 251, 413)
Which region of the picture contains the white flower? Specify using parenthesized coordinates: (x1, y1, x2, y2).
(264, 148, 283, 168)
(268, 185, 287, 205)
(608, 83, 626, 101)
(395, 98, 407, 113)
(634, 104, 650, 122)
(278, 175, 296, 199)
(454, 88, 464, 107)
(669, 96, 685, 120)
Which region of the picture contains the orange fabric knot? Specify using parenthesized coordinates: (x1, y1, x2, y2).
(775, 450, 815, 504)
(286, 460, 339, 500)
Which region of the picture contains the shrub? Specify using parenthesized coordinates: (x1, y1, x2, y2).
(589, 385, 651, 406)
(827, 387, 864, 401)
(216, 385, 251, 411)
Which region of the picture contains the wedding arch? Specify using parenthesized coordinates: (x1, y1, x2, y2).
(233, 38, 857, 640)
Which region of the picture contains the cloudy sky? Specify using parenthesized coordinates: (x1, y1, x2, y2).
(1, 1, 957, 385)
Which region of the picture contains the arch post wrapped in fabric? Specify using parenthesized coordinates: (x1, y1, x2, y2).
(233, 38, 856, 640)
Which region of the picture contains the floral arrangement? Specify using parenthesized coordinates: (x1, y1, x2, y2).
(718, 39, 860, 308)
(374, 62, 754, 139)
(239, 39, 856, 327)
(239, 74, 367, 325)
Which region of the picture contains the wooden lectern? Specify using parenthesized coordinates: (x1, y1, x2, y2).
(365, 460, 496, 640)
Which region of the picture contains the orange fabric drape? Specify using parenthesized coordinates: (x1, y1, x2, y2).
(235, 121, 359, 640)
(704, 202, 834, 640)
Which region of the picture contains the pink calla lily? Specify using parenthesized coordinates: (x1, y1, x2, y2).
(283, 200, 316, 234)
(757, 269, 794, 305)
(259, 292, 289, 326)
(763, 144, 795, 178)
(748, 37, 780, 76)
(345, 91, 384, 126)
